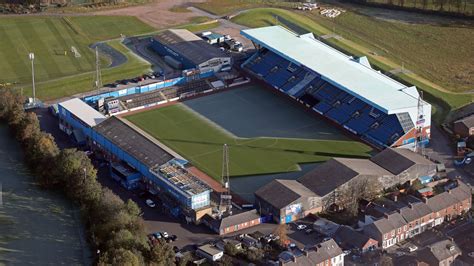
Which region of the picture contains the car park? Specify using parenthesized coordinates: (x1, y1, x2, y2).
(146, 199, 156, 208)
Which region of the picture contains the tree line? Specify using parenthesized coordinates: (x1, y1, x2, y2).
(346, 0, 473, 16)
(0, 89, 175, 265)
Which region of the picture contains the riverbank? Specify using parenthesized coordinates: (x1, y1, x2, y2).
(0, 124, 91, 265)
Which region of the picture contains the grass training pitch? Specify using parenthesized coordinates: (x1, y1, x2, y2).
(126, 85, 372, 180)
(0, 16, 154, 99)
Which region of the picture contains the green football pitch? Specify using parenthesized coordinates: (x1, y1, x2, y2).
(0, 16, 154, 90)
(126, 85, 373, 180)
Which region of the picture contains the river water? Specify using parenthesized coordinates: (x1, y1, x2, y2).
(0, 125, 90, 265)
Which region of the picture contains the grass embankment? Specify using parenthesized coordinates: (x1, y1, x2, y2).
(0, 16, 154, 100)
(231, 8, 474, 123)
(126, 104, 372, 181)
(193, 0, 296, 15)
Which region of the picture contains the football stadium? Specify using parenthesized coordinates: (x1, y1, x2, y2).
(57, 25, 433, 223)
(241, 26, 431, 149)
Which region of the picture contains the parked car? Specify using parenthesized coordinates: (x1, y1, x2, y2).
(407, 245, 418, 252)
(296, 224, 307, 230)
(161, 232, 169, 239)
(169, 235, 178, 241)
(173, 246, 179, 253)
(305, 229, 313, 235)
(146, 199, 156, 208)
(153, 232, 162, 239)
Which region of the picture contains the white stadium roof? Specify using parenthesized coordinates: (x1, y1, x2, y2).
(59, 98, 106, 127)
(241, 26, 422, 113)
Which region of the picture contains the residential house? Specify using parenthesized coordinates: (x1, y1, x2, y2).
(425, 181, 472, 226)
(334, 225, 378, 253)
(417, 239, 462, 266)
(279, 238, 345, 266)
(362, 212, 407, 249)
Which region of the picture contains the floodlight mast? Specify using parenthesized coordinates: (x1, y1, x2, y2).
(29, 53, 35, 104)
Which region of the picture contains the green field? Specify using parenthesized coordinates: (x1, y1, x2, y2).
(0, 16, 155, 100)
(125, 103, 372, 180)
(231, 7, 474, 122)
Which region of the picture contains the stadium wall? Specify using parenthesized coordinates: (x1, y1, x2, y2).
(83, 71, 214, 105)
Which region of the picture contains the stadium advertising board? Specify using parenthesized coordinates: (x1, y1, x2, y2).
(285, 203, 302, 216)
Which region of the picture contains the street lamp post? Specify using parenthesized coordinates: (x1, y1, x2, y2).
(28, 53, 35, 104)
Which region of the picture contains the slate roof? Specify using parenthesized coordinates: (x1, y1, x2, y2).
(280, 239, 344, 266)
(425, 181, 471, 212)
(298, 158, 391, 197)
(455, 115, 474, 128)
(417, 239, 461, 265)
(255, 179, 317, 209)
(365, 212, 407, 235)
(218, 209, 260, 229)
(371, 148, 434, 175)
(334, 225, 377, 250)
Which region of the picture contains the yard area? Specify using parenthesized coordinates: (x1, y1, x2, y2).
(125, 85, 372, 180)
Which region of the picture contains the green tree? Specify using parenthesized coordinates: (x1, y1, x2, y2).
(224, 242, 239, 256)
(148, 242, 175, 266)
(98, 248, 143, 266)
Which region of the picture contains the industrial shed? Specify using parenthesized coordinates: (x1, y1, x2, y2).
(150, 29, 231, 72)
(254, 179, 321, 224)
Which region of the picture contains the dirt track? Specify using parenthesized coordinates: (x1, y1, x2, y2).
(93, 0, 206, 29)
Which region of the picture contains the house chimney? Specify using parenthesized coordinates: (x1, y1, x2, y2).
(408, 203, 414, 209)
(292, 255, 297, 262)
(303, 250, 309, 257)
(393, 195, 398, 202)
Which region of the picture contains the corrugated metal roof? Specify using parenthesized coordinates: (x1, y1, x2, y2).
(59, 98, 106, 127)
(241, 26, 422, 113)
(153, 29, 229, 66)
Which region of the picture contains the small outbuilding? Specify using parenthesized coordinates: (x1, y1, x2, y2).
(196, 244, 223, 262)
(453, 115, 474, 137)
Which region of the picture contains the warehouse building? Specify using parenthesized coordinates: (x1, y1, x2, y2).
(255, 179, 321, 224)
(369, 147, 437, 187)
(150, 29, 232, 72)
(298, 158, 392, 211)
(254, 148, 438, 223)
